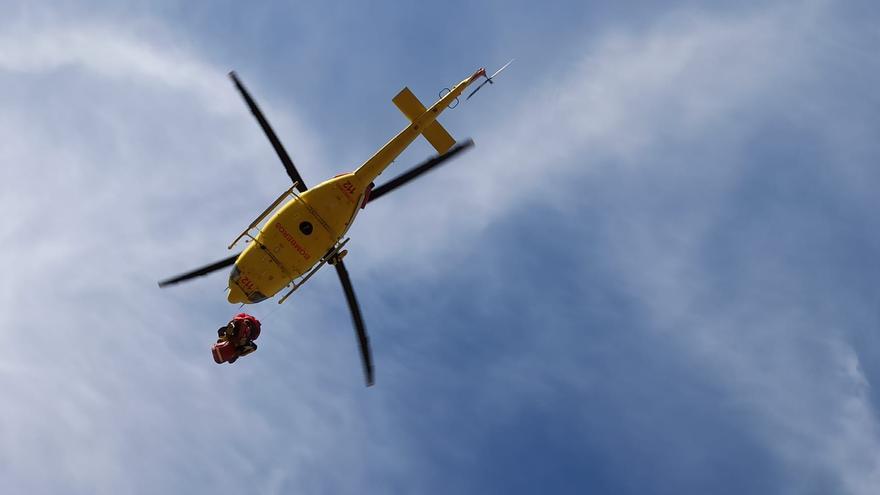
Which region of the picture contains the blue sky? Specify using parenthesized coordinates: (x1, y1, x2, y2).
(2, 1, 880, 493)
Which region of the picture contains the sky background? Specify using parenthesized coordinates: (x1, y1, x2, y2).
(2, 1, 880, 493)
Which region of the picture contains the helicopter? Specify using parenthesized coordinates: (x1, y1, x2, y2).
(159, 64, 511, 386)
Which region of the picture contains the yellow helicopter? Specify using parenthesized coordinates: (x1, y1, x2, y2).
(159, 63, 512, 386)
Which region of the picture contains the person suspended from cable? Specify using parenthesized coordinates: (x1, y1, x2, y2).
(212, 313, 261, 364)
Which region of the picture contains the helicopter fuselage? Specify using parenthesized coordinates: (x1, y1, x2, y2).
(227, 68, 486, 304)
(227, 172, 364, 303)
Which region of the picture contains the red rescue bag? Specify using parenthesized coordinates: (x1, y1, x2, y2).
(212, 340, 239, 364)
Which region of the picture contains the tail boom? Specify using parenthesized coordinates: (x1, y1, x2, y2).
(353, 68, 485, 186)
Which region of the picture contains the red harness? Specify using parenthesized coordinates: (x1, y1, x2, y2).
(231, 313, 261, 341)
(212, 313, 262, 364)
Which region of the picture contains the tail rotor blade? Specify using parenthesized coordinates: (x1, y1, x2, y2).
(229, 71, 308, 192)
(333, 259, 374, 386)
(368, 139, 474, 203)
(465, 79, 490, 101)
(158, 253, 239, 288)
(489, 58, 515, 79)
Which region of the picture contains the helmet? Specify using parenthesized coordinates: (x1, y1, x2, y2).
(232, 313, 261, 341)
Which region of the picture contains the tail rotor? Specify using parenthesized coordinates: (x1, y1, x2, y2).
(466, 59, 514, 101)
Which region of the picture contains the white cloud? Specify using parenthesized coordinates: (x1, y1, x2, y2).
(2, 1, 878, 493)
(353, 2, 880, 492)
(351, 1, 816, 271)
(0, 15, 363, 494)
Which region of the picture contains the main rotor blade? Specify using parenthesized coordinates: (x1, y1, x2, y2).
(368, 138, 475, 203)
(158, 253, 239, 288)
(229, 71, 308, 192)
(334, 260, 374, 386)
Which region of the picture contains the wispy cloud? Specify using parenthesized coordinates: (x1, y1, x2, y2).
(2, 1, 879, 493)
(354, 2, 880, 492)
(0, 13, 357, 494)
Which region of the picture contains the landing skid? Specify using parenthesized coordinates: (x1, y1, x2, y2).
(228, 182, 300, 250)
(277, 237, 350, 304)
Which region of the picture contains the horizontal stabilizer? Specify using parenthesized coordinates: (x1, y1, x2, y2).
(392, 87, 424, 121)
(392, 87, 455, 154)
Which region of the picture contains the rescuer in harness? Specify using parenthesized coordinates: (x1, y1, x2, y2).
(212, 313, 261, 364)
